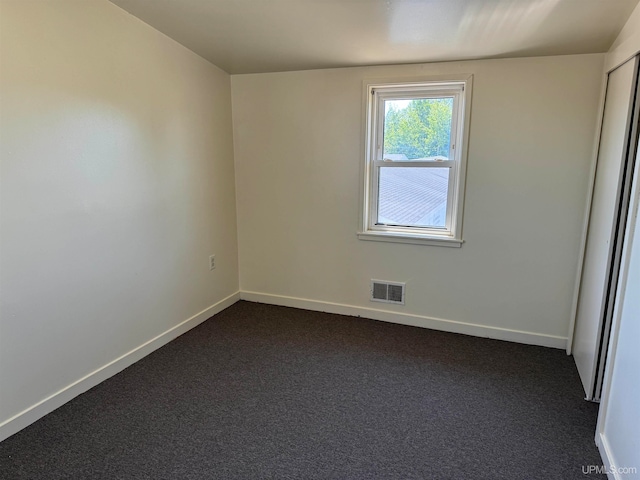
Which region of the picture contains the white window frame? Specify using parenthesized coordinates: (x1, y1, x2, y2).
(358, 75, 473, 247)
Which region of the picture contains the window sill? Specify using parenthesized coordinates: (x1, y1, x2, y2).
(357, 231, 463, 247)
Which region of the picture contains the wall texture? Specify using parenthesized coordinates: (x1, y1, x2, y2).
(597, 2, 640, 475)
(232, 54, 604, 347)
(605, 0, 640, 72)
(0, 0, 239, 435)
(598, 172, 640, 479)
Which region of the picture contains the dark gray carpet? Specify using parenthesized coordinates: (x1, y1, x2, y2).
(0, 301, 604, 479)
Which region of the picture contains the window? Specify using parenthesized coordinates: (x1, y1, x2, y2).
(358, 76, 472, 247)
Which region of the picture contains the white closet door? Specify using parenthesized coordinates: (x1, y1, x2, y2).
(595, 145, 640, 480)
(573, 57, 639, 400)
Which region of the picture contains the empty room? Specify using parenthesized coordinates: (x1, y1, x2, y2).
(1, 0, 640, 478)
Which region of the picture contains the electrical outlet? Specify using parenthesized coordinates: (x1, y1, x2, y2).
(209, 255, 216, 270)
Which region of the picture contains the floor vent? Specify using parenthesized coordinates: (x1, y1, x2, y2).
(370, 280, 405, 305)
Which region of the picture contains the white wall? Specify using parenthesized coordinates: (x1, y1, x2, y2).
(605, 0, 640, 72)
(597, 161, 640, 478)
(232, 55, 604, 347)
(596, 4, 640, 476)
(0, 0, 239, 437)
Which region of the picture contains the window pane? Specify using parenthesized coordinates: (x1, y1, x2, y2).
(383, 97, 453, 160)
(378, 167, 449, 228)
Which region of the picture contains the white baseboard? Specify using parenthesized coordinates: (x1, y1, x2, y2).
(1, 290, 567, 443)
(596, 432, 625, 480)
(0, 291, 241, 443)
(240, 291, 567, 349)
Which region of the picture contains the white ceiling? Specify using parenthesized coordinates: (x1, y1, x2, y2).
(110, 0, 639, 74)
